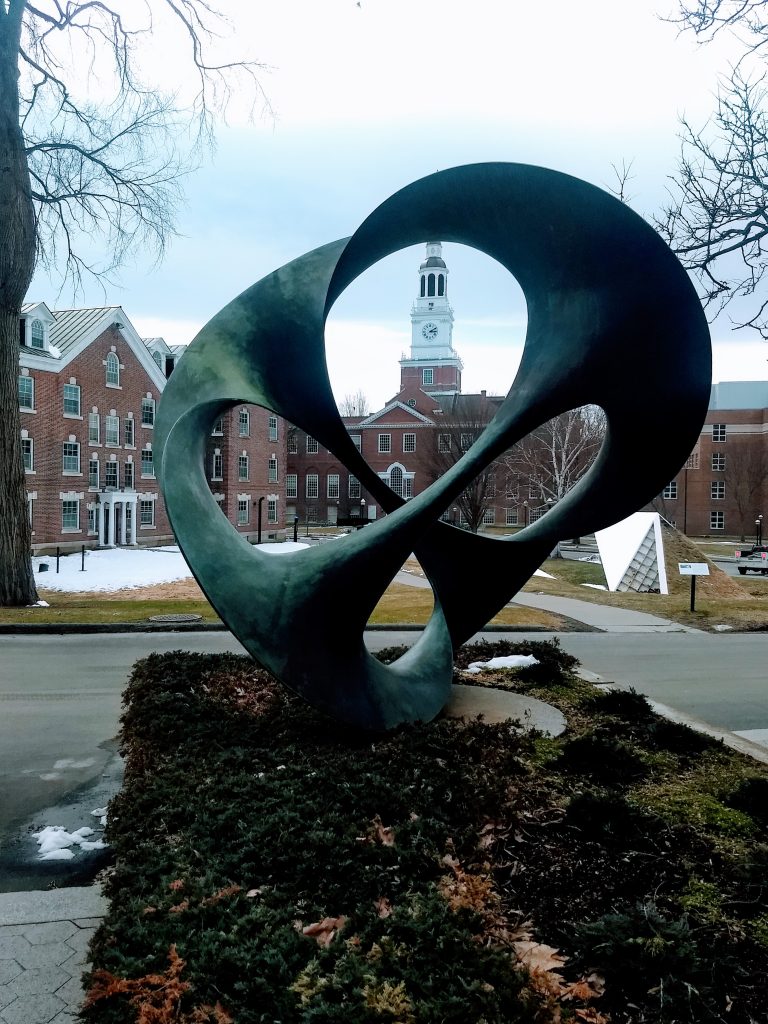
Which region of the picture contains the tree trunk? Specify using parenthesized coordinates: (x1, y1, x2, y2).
(0, 5, 39, 606)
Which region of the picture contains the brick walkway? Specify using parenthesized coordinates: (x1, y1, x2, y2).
(0, 887, 105, 1024)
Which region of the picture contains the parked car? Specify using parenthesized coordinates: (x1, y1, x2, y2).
(735, 545, 768, 575)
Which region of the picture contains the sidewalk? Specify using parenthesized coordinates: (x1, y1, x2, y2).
(0, 887, 105, 1024)
(512, 593, 705, 633)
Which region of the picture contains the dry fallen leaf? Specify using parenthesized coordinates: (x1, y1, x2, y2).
(512, 940, 567, 974)
(168, 879, 185, 891)
(372, 814, 396, 846)
(301, 915, 347, 947)
(375, 896, 392, 918)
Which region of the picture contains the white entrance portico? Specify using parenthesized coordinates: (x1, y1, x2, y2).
(96, 490, 139, 547)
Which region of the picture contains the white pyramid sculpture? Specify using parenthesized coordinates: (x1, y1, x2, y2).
(595, 511, 668, 594)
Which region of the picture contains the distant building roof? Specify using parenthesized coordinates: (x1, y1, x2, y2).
(49, 306, 123, 357)
(710, 381, 768, 410)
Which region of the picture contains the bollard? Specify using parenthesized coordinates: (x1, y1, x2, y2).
(81, 544, 86, 572)
(56, 546, 60, 573)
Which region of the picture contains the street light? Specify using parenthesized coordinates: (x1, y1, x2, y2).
(360, 498, 366, 527)
(756, 515, 764, 547)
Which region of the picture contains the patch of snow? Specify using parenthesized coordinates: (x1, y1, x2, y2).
(714, 624, 734, 632)
(533, 569, 556, 579)
(34, 821, 109, 861)
(91, 806, 108, 817)
(39, 772, 61, 781)
(27, 599, 50, 607)
(581, 583, 608, 590)
(48, 343, 62, 358)
(33, 542, 309, 592)
(40, 848, 75, 861)
(53, 758, 96, 770)
(465, 655, 539, 675)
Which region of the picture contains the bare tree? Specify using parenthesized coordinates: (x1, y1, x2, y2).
(674, 0, 768, 57)
(503, 407, 606, 503)
(655, 69, 768, 334)
(338, 390, 370, 417)
(0, 1, 264, 605)
(420, 394, 499, 533)
(725, 441, 768, 539)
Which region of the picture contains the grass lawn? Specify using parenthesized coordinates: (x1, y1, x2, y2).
(81, 642, 768, 1023)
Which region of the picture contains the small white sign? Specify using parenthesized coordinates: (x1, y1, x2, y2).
(678, 562, 710, 576)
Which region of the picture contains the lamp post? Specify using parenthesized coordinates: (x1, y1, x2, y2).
(257, 496, 265, 544)
(360, 498, 366, 527)
(452, 506, 458, 527)
(756, 514, 764, 547)
(523, 500, 529, 527)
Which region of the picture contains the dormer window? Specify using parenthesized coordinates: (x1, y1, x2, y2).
(30, 320, 45, 349)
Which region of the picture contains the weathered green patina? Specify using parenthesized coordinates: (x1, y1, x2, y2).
(155, 163, 711, 730)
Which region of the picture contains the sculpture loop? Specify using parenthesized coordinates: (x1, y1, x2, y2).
(156, 162, 711, 730)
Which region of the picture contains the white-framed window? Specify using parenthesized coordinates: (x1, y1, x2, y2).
(307, 505, 319, 523)
(378, 434, 391, 453)
(506, 477, 519, 498)
(62, 441, 80, 474)
(350, 433, 362, 452)
(438, 433, 451, 453)
(710, 510, 725, 530)
(152, 350, 163, 369)
(306, 436, 319, 454)
(267, 498, 277, 523)
(712, 453, 726, 471)
(389, 466, 404, 497)
(662, 481, 678, 500)
(712, 423, 727, 442)
(89, 457, 99, 489)
(63, 383, 81, 416)
(529, 507, 545, 522)
(21, 436, 33, 471)
(288, 432, 298, 454)
(237, 498, 249, 525)
(212, 451, 223, 480)
(30, 319, 45, 349)
(286, 473, 298, 498)
(105, 414, 120, 446)
(348, 474, 361, 499)
(306, 473, 319, 498)
(686, 451, 700, 470)
(460, 433, 473, 451)
(89, 411, 100, 444)
(268, 455, 278, 483)
(105, 351, 120, 387)
(268, 415, 278, 441)
(124, 416, 134, 447)
(18, 375, 34, 410)
(211, 416, 224, 436)
(139, 499, 155, 526)
(403, 433, 416, 453)
(88, 507, 97, 534)
(61, 499, 79, 531)
(327, 473, 340, 498)
(105, 460, 118, 488)
(505, 508, 519, 526)
(124, 460, 134, 489)
(239, 409, 250, 437)
(141, 447, 154, 477)
(482, 508, 496, 525)
(141, 397, 155, 427)
(529, 479, 542, 499)
(711, 480, 725, 500)
(238, 454, 249, 480)
(422, 368, 434, 386)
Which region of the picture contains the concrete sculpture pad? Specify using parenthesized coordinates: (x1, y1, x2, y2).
(446, 684, 566, 736)
(156, 162, 711, 730)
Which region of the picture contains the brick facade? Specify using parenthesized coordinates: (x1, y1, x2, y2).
(19, 304, 286, 551)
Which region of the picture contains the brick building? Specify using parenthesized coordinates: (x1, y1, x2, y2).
(287, 242, 587, 530)
(18, 303, 285, 551)
(653, 381, 768, 540)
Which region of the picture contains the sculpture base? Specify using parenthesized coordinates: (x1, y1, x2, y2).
(444, 683, 566, 736)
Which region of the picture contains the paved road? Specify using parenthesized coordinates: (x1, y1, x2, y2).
(2, 628, 768, 861)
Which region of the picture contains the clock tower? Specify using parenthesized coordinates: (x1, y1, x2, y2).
(400, 241, 463, 394)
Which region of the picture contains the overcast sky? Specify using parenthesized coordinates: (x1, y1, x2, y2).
(29, 0, 766, 409)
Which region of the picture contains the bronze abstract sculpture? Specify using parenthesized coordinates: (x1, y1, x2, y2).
(156, 163, 711, 730)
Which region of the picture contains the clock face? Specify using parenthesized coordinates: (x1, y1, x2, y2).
(421, 322, 438, 340)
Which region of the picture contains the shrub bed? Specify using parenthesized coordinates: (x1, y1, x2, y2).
(82, 643, 768, 1023)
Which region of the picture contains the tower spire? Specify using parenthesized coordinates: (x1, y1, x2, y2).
(400, 242, 463, 395)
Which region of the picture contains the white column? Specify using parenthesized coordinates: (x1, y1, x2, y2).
(97, 504, 104, 546)
(120, 500, 127, 545)
(129, 497, 138, 545)
(106, 500, 115, 547)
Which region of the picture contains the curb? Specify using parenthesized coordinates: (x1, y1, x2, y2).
(0, 621, 586, 636)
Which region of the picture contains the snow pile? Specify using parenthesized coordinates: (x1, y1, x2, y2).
(34, 821, 108, 861)
(465, 654, 539, 674)
(581, 583, 608, 591)
(33, 542, 310, 592)
(533, 569, 556, 579)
